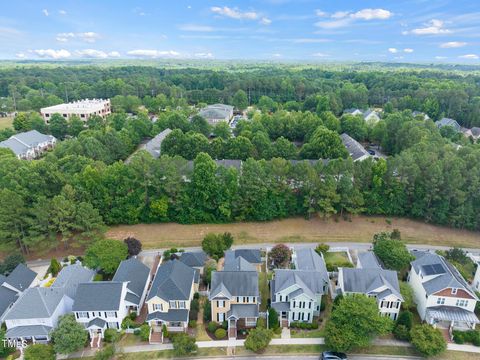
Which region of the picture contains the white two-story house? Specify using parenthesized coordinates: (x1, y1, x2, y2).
(271, 248, 329, 327)
(408, 251, 479, 330)
(145, 260, 195, 342)
(337, 267, 403, 320)
(5, 264, 93, 345)
(72, 281, 129, 347)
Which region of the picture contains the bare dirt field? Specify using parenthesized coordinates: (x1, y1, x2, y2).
(0, 116, 13, 130)
(106, 215, 480, 249)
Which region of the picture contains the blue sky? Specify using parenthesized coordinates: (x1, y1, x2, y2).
(0, 0, 479, 62)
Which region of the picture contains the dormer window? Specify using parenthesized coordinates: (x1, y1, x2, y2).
(451, 288, 458, 295)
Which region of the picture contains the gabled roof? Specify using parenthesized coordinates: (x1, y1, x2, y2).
(470, 127, 480, 137)
(224, 256, 256, 271)
(0, 286, 18, 317)
(435, 118, 461, 131)
(357, 251, 382, 269)
(210, 271, 259, 299)
(272, 269, 327, 297)
(0, 130, 56, 156)
(363, 109, 379, 120)
(227, 304, 259, 320)
(147, 260, 195, 301)
(410, 251, 477, 298)
(340, 133, 370, 161)
(226, 249, 262, 264)
(112, 258, 150, 306)
(51, 264, 95, 299)
(5, 287, 65, 320)
(4, 264, 37, 292)
(87, 318, 107, 329)
(6, 325, 52, 338)
(340, 267, 403, 300)
(73, 282, 125, 311)
(294, 248, 328, 281)
(179, 251, 208, 268)
(144, 128, 172, 159)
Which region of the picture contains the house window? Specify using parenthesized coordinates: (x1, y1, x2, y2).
(106, 311, 116, 318)
(153, 304, 163, 311)
(245, 297, 250, 303)
(107, 322, 118, 329)
(293, 301, 296, 308)
(218, 313, 225, 322)
(436, 298, 445, 305)
(77, 312, 88, 319)
(279, 295, 282, 302)
(451, 288, 458, 295)
(170, 301, 177, 309)
(178, 301, 186, 309)
(456, 299, 468, 307)
(217, 300, 224, 308)
(236, 296, 240, 303)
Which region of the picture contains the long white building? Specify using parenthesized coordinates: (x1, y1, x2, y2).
(40, 99, 111, 123)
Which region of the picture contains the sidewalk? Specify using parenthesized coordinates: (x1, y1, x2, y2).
(63, 336, 480, 358)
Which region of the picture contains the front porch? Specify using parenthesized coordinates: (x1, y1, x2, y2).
(426, 306, 479, 331)
(226, 304, 259, 339)
(86, 318, 107, 347)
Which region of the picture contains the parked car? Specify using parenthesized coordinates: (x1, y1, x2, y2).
(367, 149, 376, 155)
(321, 352, 347, 360)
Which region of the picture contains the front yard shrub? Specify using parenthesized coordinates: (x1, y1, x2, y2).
(214, 328, 226, 339)
(289, 321, 318, 330)
(256, 317, 266, 328)
(207, 322, 217, 333)
(393, 324, 410, 341)
(129, 312, 137, 320)
(94, 344, 115, 360)
(244, 328, 273, 353)
(453, 330, 480, 346)
(396, 311, 413, 330)
(138, 324, 150, 341)
(268, 308, 279, 329)
(189, 320, 197, 328)
(221, 321, 228, 330)
(189, 298, 199, 320)
(410, 324, 447, 357)
(172, 333, 197, 356)
(103, 329, 120, 343)
(24, 344, 55, 360)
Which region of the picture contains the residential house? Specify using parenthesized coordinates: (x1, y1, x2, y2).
(343, 108, 363, 116)
(363, 109, 381, 123)
(462, 127, 480, 141)
(412, 111, 430, 121)
(337, 267, 403, 320)
(142, 128, 172, 159)
(198, 104, 234, 125)
(5, 265, 93, 345)
(112, 258, 151, 313)
(408, 251, 479, 330)
(472, 259, 480, 292)
(209, 271, 259, 338)
(357, 251, 382, 269)
(145, 260, 195, 336)
(0, 130, 57, 160)
(0, 264, 38, 323)
(340, 133, 371, 162)
(223, 249, 262, 272)
(72, 281, 129, 345)
(179, 251, 208, 275)
(435, 118, 461, 132)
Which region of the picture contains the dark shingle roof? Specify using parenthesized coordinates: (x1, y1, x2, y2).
(147, 260, 195, 301)
(272, 269, 327, 297)
(5, 287, 65, 319)
(357, 252, 382, 269)
(224, 256, 256, 271)
(112, 258, 150, 306)
(0, 286, 18, 318)
(294, 248, 328, 278)
(340, 268, 402, 300)
(73, 282, 124, 311)
(210, 271, 259, 299)
(227, 249, 262, 264)
(6, 325, 52, 338)
(227, 304, 259, 319)
(179, 251, 208, 268)
(5, 264, 37, 292)
(51, 264, 95, 299)
(87, 318, 107, 328)
(340, 133, 370, 161)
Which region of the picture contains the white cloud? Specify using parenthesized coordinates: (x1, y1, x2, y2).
(316, 8, 392, 29)
(127, 49, 181, 58)
(75, 49, 110, 59)
(211, 6, 258, 20)
(388, 48, 398, 53)
(16, 52, 25, 59)
(194, 52, 214, 59)
(178, 24, 214, 32)
(351, 9, 392, 20)
(272, 53, 282, 58)
(31, 49, 71, 59)
(459, 54, 479, 59)
(440, 41, 467, 48)
(435, 56, 448, 59)
(42, 9, 49, 16)
(408, 19, 451, 35)
(59, 10, 67, 15)
(260, 17, 272, 25)
(312, 52, 329, 57)
(315, 10, 327, 17)
(56, 32, 100, 43)
(108, 51, 121, 57)
(404, 48, 414, 53)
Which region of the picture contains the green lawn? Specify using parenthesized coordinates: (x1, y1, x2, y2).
(324, 251, 352, 271)
(0, 116, 13, 130)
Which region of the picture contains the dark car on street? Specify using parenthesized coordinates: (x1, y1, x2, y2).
(367, 149, 376, 155)
(321, 351, 348, 360)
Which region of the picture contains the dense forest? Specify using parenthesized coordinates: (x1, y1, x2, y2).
(0, 62, 479, 255)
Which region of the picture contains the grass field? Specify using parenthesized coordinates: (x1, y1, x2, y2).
(107, 215, 480, 249)
(0, 116, 13, 130)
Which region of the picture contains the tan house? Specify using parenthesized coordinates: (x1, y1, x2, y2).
(145, 260, 195, 341)
(209, 271, 259, 339)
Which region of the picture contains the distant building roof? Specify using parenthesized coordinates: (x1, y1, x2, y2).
(470, 127, 480, 137)
(73, 282, 125, 311)
(0, 130, 56, 157)
(179, 251, 208, 268)
(198, 104, 234, 122)
(227, 249, 262, 264)
(147, 260, 195, 301)
(112, 258, 150, 306)
(224, 256, 256, 271)
(435, 118, 461, 131)
(4, 264, 37, 292)
(143, 128, 172, 159)
(41, 98, 109, 113)
(340, 133, 370, 162)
